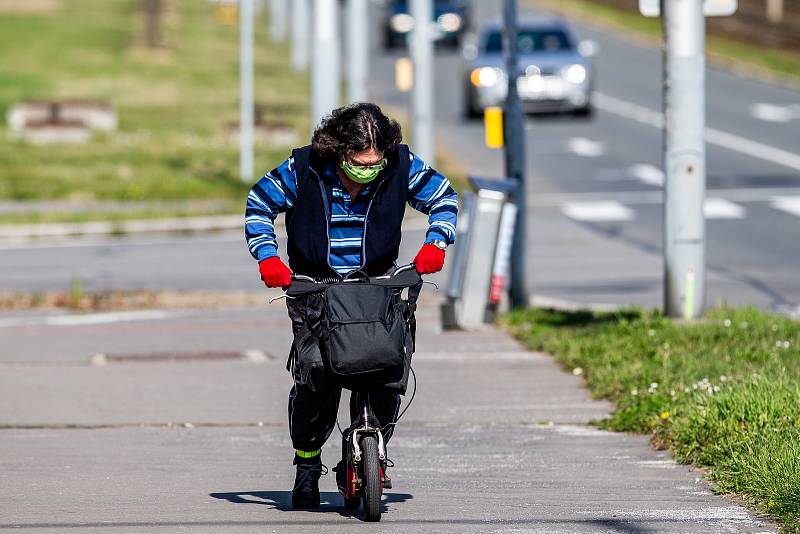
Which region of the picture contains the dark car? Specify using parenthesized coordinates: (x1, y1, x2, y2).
(383, 0, 471, 49)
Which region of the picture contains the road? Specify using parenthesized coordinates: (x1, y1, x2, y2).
(368, 0, 800, 314)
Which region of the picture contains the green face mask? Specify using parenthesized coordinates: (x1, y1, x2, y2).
(340, 158, 386, 184)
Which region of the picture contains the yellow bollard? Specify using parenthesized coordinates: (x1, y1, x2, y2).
(395, 57, 414, 93)
(484, 106, 504, 149)
(215, 5, 238, 25)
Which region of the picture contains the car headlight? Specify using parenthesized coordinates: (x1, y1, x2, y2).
(437, 12, 462, 33)
(389, 13, 414, 33)
(564, 64, 587, 84)
(470, 67, 502, 88)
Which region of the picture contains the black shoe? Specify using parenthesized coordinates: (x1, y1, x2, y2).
(292, 455, 326, 509)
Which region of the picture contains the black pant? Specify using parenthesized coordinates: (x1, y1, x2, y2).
(286, 299, 401, 452)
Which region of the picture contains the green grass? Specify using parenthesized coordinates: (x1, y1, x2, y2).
(504, 306, 800, 532)
(0, 1, 308, 203)
(526, 0, 800, 82)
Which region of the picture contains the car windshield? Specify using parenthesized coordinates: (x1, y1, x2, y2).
(483, 28, 572, 54)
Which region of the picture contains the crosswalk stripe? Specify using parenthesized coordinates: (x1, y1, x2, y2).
(566, 137, 605, 157)
(561, 201, 634, 222)
(704, 198, 746, 219)
(770, 196, 800, 217)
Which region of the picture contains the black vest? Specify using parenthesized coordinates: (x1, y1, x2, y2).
(286, 144, 411, 278)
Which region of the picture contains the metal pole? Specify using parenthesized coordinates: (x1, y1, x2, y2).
(503, 0, 528, 309)
(240, 0, 255, 182)
(766, 0, 784, 23)
(346, 0, 368, 103)
(663, 0, 706, 319)
(291, 0, 310, 72)
(410, 0, 434, 164)
(312, 0, 341, 131)
(269, 0, 288, 42)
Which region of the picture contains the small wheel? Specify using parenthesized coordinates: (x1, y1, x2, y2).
(361, 435, 382, 522)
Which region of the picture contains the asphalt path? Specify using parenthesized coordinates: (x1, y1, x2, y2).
(367, 0, 800, 314)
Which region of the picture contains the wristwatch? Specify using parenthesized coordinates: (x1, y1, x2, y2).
(430, 239, 448, 251)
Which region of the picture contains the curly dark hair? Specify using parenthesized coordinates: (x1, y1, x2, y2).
(311, 103, 402, 160)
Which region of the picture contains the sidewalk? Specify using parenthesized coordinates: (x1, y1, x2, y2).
(0, 289, 777, 533)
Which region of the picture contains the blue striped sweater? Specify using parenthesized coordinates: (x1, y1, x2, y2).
(245, 151, 458, 275)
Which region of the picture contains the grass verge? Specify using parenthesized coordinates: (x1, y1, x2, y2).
(0, 0, 307, 204)
(504, 306, 800, 532)
(526, 0, 800, 84)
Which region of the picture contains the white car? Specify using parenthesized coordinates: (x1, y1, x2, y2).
(463, 17, 595, 118)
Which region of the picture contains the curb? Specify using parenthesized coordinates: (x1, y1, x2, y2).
(0, 215, 245, 239)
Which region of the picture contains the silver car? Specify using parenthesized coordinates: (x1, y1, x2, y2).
(463, 17, 595, 117)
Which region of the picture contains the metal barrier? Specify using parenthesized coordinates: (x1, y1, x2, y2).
(442, 177, 518, 330)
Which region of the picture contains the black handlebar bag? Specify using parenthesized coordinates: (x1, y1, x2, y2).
(322, 282, 409, 392)
(287, 269, 422, 394)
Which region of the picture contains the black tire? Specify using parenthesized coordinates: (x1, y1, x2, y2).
(361, 435, 381, 522)
(463, 86, 481, 120)
(572, 104, 594, 119)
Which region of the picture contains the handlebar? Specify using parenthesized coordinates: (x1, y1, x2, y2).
(283, 263, 423, 299)
(290, 263, 417, 284)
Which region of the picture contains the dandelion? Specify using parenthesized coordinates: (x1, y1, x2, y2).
(723, 319, 732, 327)
(631, 388, 639, 396)
(648, 382, 659, 394)
(771, 325, 779, 332)
(660, 411, 670, 420)
(648, 329, 656, 337)
(720, 375, 728, 382)
(572, 367, 583, 376)
(783, 341, 790, 349)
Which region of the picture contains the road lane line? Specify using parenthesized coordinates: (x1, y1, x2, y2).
(750, 103, 799, 123)
(628, 164, 664, 186)
(561, 201, 634, 222)
(566, 137, 606, 157)
(704, 198, 746, 219)
(594, 92, 800, 172)
(529, 187, 800, 207)
(770, 196, 800, 217)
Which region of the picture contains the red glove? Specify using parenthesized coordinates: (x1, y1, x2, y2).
(259, 256, 292, 289)
(414, 243, 445, 274)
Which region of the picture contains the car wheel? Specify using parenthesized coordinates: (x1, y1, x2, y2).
(572, 105, 594, 119)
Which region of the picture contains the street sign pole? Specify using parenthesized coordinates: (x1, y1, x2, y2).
(240, 0, 255, 182)
(311, 0, 341, 131)
(410, 0, 434, 164)
(502, 0, 528, 309)
(291, 0, 310, 73)
(269, 0, 288, 42)
(346, 0, 368, 103)
(663, 0, 706, 319)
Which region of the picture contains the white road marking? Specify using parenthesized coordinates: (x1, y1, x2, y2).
(594, 92, 800, 172)
(561, 201, 634, 222)
(704, 198, 746, 219)
(529, 186, 800, 207)
(770, 196, 800, 217)
(0, 310, 169, 328)
(750, 102, 800, 123)
(628, 163, 664, 186)
(566, 137, 606, 157)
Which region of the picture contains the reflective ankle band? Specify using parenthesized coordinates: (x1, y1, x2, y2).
(295, 449, 321, 458)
